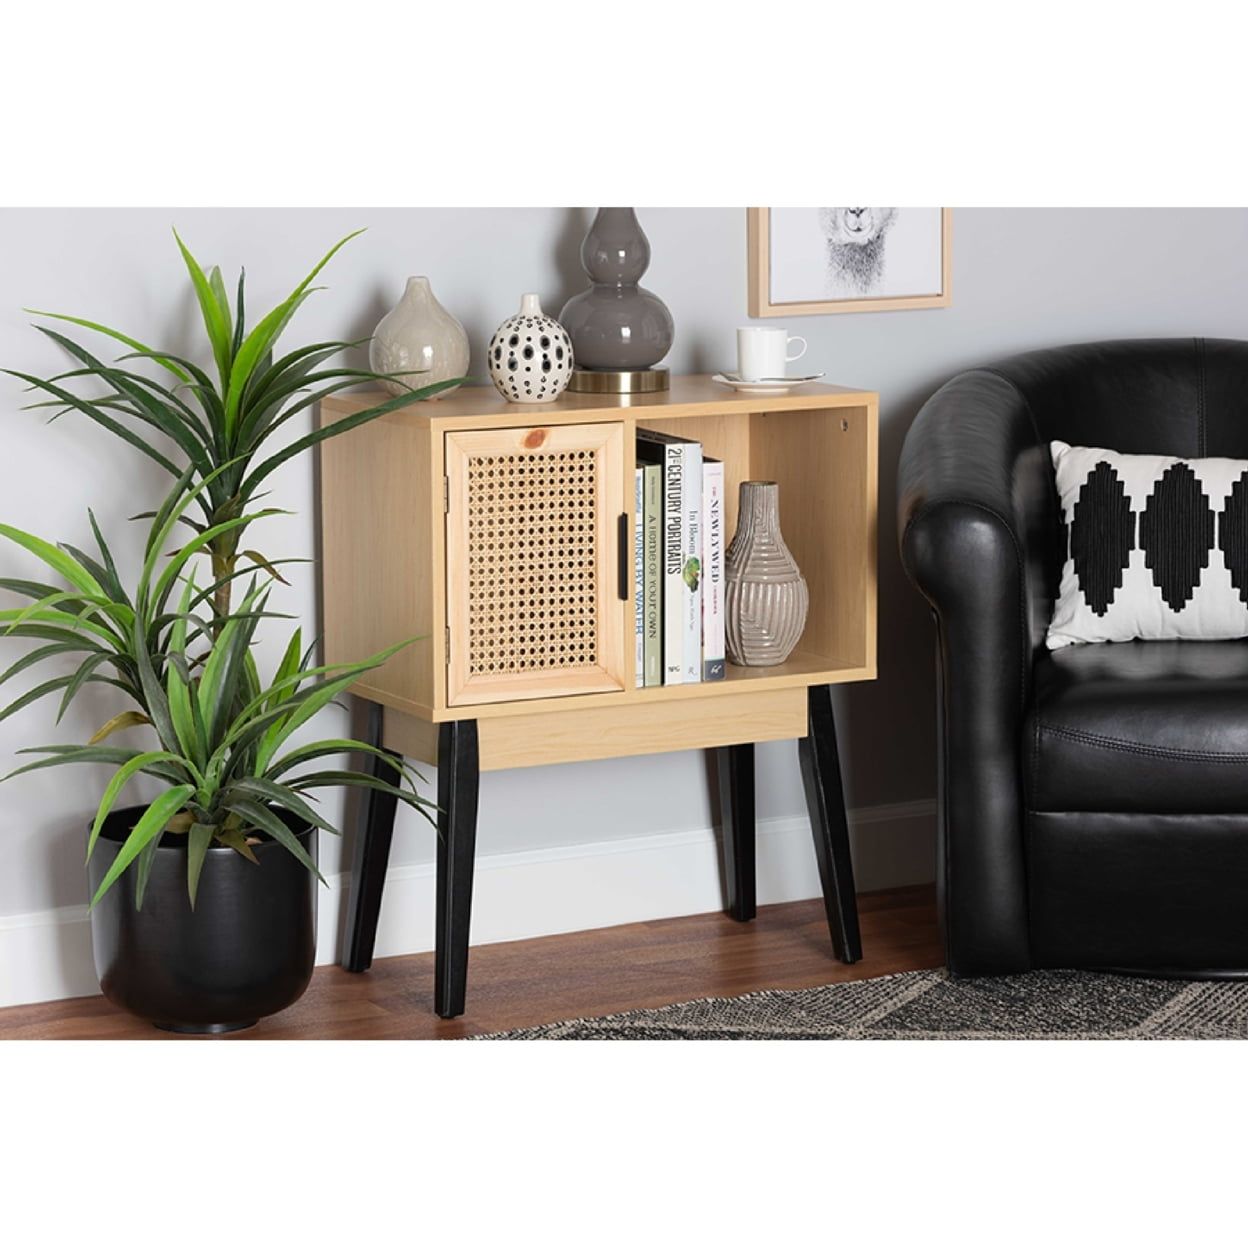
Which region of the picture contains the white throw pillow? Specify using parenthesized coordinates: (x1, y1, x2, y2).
(1047, 440, 1248, 649)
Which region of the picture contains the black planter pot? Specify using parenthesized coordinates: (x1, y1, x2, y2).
(88, 805, 318, 1034)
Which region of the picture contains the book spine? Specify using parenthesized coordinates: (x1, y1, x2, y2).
(681, 441, 703, 684)
(661, 442, 685, 684)
(702, 459, 725, 681)
(643, 463, 662, 687)
(634, 467, 644, 687)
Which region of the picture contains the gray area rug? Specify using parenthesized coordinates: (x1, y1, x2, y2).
(477, 969, 1248, 1039)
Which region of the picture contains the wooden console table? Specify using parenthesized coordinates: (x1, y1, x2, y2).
(319, 376, 878, 1017)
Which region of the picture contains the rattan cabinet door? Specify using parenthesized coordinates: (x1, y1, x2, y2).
(445, 422, 627, 707)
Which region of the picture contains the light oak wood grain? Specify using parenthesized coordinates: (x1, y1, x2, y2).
(322, 377, 877, 430)
(475, 687, 806, 770)
(381, 707, 440, 766)
(350, 652, 874, 724)
(319, 403, 438, 715)
(751, 402, 878, 672)
(319, 378, 878, 727)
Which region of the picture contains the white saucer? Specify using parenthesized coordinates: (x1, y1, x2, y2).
(712, 372, 825, 395)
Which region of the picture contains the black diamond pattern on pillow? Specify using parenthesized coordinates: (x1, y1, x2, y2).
(1070, 461, 1134, 616)
(1219, 471, 1248, 606)
(1139, 462, 1215, 611)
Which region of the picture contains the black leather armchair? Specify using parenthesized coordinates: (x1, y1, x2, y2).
(899, 339, 1248, 977)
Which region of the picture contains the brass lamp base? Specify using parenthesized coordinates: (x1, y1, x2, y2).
(566, 367, 670, 395)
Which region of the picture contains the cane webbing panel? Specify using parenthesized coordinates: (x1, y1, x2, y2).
(466, 448, 599, 676)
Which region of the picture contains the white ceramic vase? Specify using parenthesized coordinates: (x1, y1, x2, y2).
(369, 276, 469, 399)
(487, 293, 574, 403)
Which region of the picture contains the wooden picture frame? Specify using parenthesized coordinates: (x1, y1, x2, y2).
(748, 208, 952, 317)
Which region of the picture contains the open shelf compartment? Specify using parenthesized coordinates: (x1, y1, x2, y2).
(637, 401, 877, 692)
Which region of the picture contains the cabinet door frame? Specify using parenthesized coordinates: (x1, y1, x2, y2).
(445, 421, 627, 708)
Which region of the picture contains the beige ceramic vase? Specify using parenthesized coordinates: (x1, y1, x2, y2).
(724, 481, 809, 666)
(369, 275, 469, 399)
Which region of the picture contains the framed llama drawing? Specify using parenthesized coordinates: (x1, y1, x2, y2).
(747, 208, 952, 316)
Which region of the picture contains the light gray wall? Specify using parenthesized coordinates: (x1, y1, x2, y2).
(1, 207, 1247, 919)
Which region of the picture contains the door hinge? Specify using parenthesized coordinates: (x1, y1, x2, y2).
(442, 476, 449, 513)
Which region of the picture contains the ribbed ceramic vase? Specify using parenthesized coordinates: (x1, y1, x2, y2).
(724, 481, 809, 667)
(370, 276, 469, 399)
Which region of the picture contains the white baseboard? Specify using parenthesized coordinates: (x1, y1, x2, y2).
(0, 799, 935, 1010)
(0, 901, 95, 1011)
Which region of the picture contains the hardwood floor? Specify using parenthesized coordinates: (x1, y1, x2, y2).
(0, 885, 941, 1040)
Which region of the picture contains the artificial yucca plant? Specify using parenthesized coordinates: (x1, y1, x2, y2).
(7, 229, 458, 623)
(1, 470, 434, 906)
(1, 230, 454, 905)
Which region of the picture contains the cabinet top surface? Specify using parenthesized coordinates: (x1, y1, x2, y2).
(324, 375, 878, 428)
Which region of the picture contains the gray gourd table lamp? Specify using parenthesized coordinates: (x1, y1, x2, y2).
(561, 207, 675, 394)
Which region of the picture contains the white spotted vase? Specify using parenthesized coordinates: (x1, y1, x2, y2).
(724, 481, 809, 666)
(487, 293, 574, 403)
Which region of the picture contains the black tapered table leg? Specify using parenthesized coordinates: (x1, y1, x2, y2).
(715, 743, 756, 921)
(797, 685, 862, 963)
(435, 719, 480, 1019)
(343, 701, 403, 973)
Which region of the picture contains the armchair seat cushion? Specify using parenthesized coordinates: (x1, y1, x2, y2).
(1026, 640, 1248, 813)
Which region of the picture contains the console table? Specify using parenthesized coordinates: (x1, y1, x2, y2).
(319, 376, 878, 1017)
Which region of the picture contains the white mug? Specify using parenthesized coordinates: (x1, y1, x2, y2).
(737, 327, 807, 381)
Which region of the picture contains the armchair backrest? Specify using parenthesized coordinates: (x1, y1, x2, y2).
(988, 338, 1248, 459)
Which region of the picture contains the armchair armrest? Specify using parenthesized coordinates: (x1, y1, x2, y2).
(898, 369, 1058, 975)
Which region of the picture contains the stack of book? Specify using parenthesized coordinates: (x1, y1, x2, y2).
(634, 428, 725, 686)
